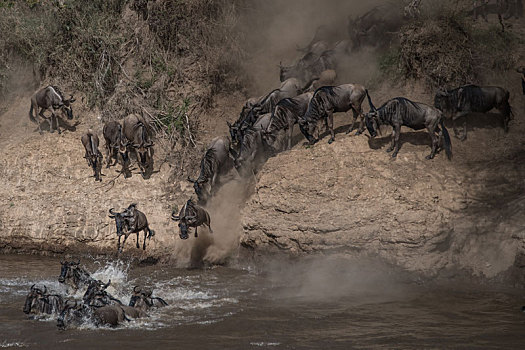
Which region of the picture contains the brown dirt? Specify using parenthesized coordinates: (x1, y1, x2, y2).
(241, 78, 525, 284)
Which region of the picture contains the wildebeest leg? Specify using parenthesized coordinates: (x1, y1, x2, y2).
(390, 125, 401, 157)
(120, 234, 130, 253)
(426, 127, 439, 160)
(194, 226, 198, 238)
(136, 231, 140, 249)
(287, 125, 294, 150)
(453, 112, 468, 141)
(142, 229, 147, 250)
(117, 235, 122, 253)
(386, 127, 396, 153)
(327, 111, 335, 144)
(207, 223, 213, 234)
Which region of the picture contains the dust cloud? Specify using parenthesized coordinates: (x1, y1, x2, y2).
(263, 254, 410, 302)
(238, 0, 387, 94)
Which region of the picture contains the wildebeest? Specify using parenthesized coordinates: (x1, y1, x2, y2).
(234, 128, 270, 176)
(434, 84, 512, 140)
(279, 50, 337, 86)
(103, 120, 129, 171)
(129, 286, 168, 311)
(298, 84, 367, 144)
(307, 69, 337, 92)
(171, 199, 212, 240)
(228, 78, 304, 144)
(263, 92, 314, 151)
(348, 4, 403, 50)
(23, 285, 64, 316)
(365, 94, 452, 160)
(81, 129, 103, 182)
(29, 86, 75, 134)
(122, 114, 154, 177)
(83, 279, 123, 307)
(57, 300, 145, 329)
(108, 203, 155, 253)
(472, 0, 522, 21)
(58, 260, 95, 290)
(187, 136, 235, 204)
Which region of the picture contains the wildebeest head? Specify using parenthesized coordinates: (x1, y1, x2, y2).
(83, 279, 111, 305)
(364, 111, 380, 138)
(129, 286, 153, 309)
(58, 95, 76, 120)
(433, 89, 452, 114)
(298, 117, 318, 145)
(57, 300, 84, 330)
(23, 284, 47, 314)
(171, 203, 197, 240)
(108, 208, 133, 236)
(58, 260, 80, 283)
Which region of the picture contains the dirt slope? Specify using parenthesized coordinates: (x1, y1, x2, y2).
(0, 91, 243, 266)
(241, 82, 525, 283)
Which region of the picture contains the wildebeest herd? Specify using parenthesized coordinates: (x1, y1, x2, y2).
(23, 2, 518, 327)
(23, 260, 167, 329)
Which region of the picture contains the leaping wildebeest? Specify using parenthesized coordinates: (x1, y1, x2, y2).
(228, 78, 305, 145)
(263, 92, 314, 151)
(298, 84, 367, 144)
(29, 86, 75, 134)
(122, 114, 154, 177)
(365, 93, 452, 160)
(171, 199, 212, 240)
(58, 260, 95, 291)
(108, 203, 155, 253)
(23, 285, 64, 317)
(188, 136, 235, 205)
(434, 84, 512, 140)
(81, 129, 103, 182)
(103, 120, 129, 171)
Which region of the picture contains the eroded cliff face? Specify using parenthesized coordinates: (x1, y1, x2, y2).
(241, 115, 525, 281)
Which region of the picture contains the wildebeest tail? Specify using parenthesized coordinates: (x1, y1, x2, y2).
(440, 120, 452, 160)
(365, 89, 376, 111)
(29, 103, 37, 124)
(147, 228, 155, 239)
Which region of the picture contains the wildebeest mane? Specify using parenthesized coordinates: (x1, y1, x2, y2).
(51, 85, 65, 100)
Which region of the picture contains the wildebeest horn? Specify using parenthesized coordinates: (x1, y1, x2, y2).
(43, 285, 47, 294)
(31, 284, 35, 291)
(133, 286, 141, 294)
(226, 121, 232, 127)
(171, 211, 180, 221)
(187, 176, 196, 183)
(103, 280, 111, 289)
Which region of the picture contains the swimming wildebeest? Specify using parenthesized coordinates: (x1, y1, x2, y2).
(23, 285, 64, 317)
(188, 136, 235, 204)
(434, 84, 512, 140)
(263, 92, 314, 151)
(81, 129, 103, 182)
(122, 114, 154, 177)
(171, 199, 212, 240)
(58, 260, 95, 291)
(57, 300, 145, 329)
(103, 120, 129, 171)
(365, 94, 452, 160)
(228, 78, 304, 144)
(29, 86, 76, 134)
(129, 286, 168, 311)
(108, 203, 155, 253)
(82, 279, 123, 307)
(298, 84, 367, 144)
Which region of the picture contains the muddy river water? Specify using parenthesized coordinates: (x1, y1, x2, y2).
(1, 254, 524, 349)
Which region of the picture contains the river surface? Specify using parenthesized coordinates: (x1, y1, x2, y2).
(1, 254, 525, 349)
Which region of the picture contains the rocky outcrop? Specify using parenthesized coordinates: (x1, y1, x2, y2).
(241, 121, 525, 281)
